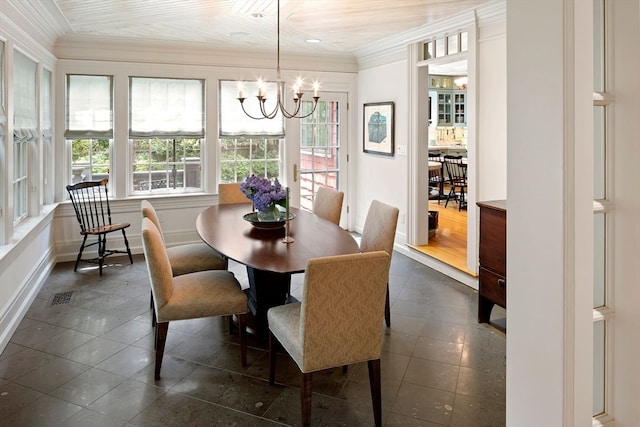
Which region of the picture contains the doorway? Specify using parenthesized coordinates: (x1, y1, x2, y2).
(413, 59, 472, 274)
(287, 92, 349, 227)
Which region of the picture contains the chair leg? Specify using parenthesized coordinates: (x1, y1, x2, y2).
(268, 332, 277, 385)
(74, 235, 88, 272)
(238, 314, 247, 367)
(97, 234, 107, 276)
(155, 322, 169, 380)
(444, 186, 455, 208)
(459, 187, 467, 211)
(368, 359, 382, 427)
(300, 372, 313, 427)
(121, 229, 133, 264)
(150, 291, 156, 327)
(384, 283, 391, 328)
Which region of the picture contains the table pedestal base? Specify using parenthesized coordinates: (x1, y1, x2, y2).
(246, 267, 291, 335)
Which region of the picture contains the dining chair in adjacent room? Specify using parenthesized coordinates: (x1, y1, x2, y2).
(66, 178, 133, 275)
(443, 154, 468, 210)
(141, 217, 248, 379)
(267, 251, 390, 427)
(141, 200, 228, 324)
(428, 151, 445, 203)
(360, 199, 400, 328)
(312, 186, 344, 226)
(218, 182, 252, 204)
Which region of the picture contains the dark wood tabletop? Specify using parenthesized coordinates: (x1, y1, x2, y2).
(196, 203, 360, 274)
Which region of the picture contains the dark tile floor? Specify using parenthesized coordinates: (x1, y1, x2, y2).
(0, 251, 505, 426)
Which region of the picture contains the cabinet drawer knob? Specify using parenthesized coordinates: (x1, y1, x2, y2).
(497, 278, 506, 288)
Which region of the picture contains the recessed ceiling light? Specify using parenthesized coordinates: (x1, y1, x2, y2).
(305, 39, 321, 44)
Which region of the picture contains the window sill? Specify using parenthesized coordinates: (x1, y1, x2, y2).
(0, 204, 58, 264)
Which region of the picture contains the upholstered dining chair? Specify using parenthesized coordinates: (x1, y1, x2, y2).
(141, 200, 227, 276)
(141, 217, 248, 380)
(218, 182, 252, 205)
(312, 186, 344, 226)
(66, 178, 133, 275)
(267, 251, 390, 427)
(360, 199, 400, 328)
(141, 200, 228, 325)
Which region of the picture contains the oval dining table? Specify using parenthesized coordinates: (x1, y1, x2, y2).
(196, 203, 360, 334)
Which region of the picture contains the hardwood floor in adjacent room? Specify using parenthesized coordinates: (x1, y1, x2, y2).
(410, 196, 474, 276)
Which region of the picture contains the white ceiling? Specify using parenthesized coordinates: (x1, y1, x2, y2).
(44, 0, 492, 55)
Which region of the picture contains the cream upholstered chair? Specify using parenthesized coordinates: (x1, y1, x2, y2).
(267, 251, 390, 427)
(312, 186, 344, 225)
(141, 200, 227, 275)
(218, 182, 252, 204)
(141, 217, 248, 379)
(360, 200, 399, 328)
(141, 200, 228, 325)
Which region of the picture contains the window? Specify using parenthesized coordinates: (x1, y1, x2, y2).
(130, 77, 204, 193)
(219, 80, 284, 183)
(42, 68, 53, 203)
(423, 31, 469, 60)
(13, 50, 37, 224)
(592, 0, 613, 422)
(299, 100, 340, 211)
(66, 75, 113, 185)
(0, 41, 6, 141)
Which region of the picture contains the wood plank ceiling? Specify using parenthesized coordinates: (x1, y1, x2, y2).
(47, 0, 493, 54)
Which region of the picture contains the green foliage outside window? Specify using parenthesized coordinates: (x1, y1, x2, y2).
(220, 138, 281, 183)
(71, 139, 110, 174)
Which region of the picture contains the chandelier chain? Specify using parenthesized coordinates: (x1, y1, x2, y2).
(237, 0, 320, 120)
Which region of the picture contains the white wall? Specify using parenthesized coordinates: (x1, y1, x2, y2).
(0, 208, 57, 352)
(355, 60, 408, 236)
(507, 0, 594, 424)
(476, 21, 507, 202)
(0, 3, 58, 352)
(353, 9, 507, 287)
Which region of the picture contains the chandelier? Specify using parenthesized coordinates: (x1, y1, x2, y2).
(236, 0, 320, 120)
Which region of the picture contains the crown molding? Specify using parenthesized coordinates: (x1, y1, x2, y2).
(354, 0, 505, 70)
(5, 0, 69, 49)
(1, 3, 58, 66)
(54, 34, 359, 74)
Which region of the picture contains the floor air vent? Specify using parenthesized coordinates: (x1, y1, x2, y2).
(50, 291, 74, 306)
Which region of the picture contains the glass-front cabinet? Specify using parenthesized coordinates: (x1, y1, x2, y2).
(453, 92, 466, 125)
(429, 75, 466, 126)
(437, 92, 452, 125)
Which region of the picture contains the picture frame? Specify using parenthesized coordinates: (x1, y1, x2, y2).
(363, 102, 394, 156)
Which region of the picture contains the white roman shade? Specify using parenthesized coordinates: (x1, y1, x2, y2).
(130, 77, 204, 138)
(65, 74, 113, 139)
(13, 50, 37, 141)
(0, 41, 6, 137)
(42, 69, 52, 139)
(219, 80, 284, 137)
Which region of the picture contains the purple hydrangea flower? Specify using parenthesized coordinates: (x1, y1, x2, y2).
(240, 175, 286, 212)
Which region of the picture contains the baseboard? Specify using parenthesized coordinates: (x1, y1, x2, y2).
(0, 248, 56, 354)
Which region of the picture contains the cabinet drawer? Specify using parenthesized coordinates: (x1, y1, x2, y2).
(478, 208, 506, 274)
(479, 267, 506, 308)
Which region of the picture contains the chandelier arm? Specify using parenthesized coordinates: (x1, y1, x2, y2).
(259, 96, 282, 120)
(238, 98, 268, 120)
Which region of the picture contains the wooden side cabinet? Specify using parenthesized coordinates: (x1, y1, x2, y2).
(477, 200, 506, 323)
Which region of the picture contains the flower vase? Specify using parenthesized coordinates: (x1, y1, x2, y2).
(256, 203, 284, 222)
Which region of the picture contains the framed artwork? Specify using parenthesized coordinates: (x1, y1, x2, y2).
(363, 102, 394, 156)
